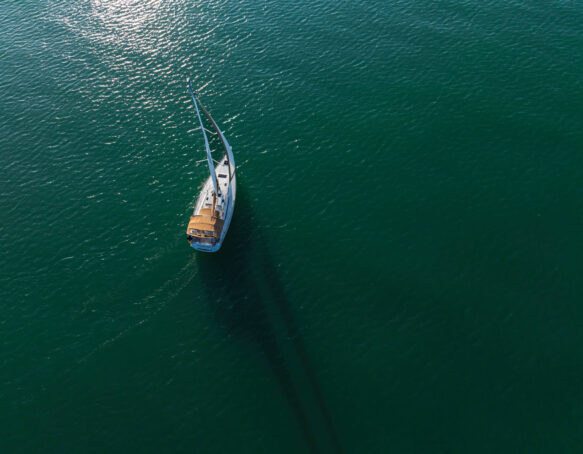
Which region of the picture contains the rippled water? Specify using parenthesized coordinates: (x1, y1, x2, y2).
(2, 0, 583, 452)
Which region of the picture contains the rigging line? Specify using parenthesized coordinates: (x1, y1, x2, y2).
(191, 126, 218, 135)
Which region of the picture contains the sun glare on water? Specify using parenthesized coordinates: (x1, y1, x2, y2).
(89, 0, 165, 53)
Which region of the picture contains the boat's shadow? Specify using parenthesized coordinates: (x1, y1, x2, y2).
(196, 190, 342, 454)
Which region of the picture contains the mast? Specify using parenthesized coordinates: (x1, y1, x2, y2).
(187, 78, 219, 197)
(196, 98, 235, 182)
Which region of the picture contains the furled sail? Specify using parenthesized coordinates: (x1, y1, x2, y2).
(196, 97, 235, 180)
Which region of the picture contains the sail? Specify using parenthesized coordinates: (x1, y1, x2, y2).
(211, 116, 235, 167)
(196, 98, 235, 178)
(187, 79, 219, 196)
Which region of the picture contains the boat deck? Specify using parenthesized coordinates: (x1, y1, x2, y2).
(186, 155, 235, 249)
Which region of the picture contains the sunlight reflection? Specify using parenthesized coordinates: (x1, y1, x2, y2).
(89, 0, 165, 54)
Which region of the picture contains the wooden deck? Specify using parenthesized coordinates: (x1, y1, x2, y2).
(186, 208, 225, 238)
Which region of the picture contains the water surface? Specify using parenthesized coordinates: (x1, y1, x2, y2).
(1, 0, 583, 452)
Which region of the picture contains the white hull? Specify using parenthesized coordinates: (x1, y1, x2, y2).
(189, 155, 236, 252)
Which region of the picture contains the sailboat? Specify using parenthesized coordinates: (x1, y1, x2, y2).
(185, 79, 236, 252)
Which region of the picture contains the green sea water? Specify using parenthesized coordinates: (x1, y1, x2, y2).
(2, 0, 583, 452)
